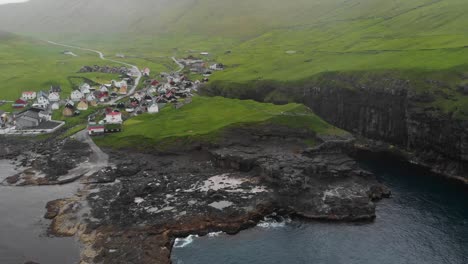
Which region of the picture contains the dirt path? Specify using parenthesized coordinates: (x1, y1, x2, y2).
(172, 57, 185, 73)
(46, 40, 142, 104)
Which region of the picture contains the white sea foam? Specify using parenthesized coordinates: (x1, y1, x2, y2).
(174, 235, 199, 248)
(208, 231, 224, 237)
(257, 216, 291, 228)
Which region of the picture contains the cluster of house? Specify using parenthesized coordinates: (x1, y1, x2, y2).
(86, 71, 196, 136)
(177, 56, 224, 76)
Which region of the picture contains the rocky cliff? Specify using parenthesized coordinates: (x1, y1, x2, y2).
(302, 81, 468, 181)
(203, 75, 468, 182)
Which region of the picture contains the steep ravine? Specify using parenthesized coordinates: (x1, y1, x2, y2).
(203, 78, 468, 182)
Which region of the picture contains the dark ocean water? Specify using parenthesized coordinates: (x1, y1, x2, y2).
(172, 154, 468, 264)
(0, 160, 80, 264)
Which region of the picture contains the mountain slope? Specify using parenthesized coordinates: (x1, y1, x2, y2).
(1, 0, 467, 39)
(1, 0, 468, 87)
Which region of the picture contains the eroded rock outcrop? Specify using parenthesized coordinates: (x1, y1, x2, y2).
(47, 127, 389, 264)
(304, 82, 468, 182)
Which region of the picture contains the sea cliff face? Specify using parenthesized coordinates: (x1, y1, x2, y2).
(203, 76, 468, 182)
(303, 84, 468, 181)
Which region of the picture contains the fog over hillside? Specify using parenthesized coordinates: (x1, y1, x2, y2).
(1, 0, 465, 39)
(0, 0, 194, 35)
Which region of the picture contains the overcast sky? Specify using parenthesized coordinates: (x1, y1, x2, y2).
(0, 0, 29, 5)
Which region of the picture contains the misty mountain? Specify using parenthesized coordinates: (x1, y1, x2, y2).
(1, 0, 465, 39)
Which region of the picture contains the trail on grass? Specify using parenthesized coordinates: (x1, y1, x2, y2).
(172, 57, 185, 73)
(46, 40, 142, 104)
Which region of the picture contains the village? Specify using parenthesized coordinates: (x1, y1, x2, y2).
(0, 54, 224, 136)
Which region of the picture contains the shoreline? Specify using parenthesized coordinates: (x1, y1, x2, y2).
(0, 126, 465, 263)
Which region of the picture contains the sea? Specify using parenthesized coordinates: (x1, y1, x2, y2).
(0, 160, 80, 264)
(172, 153, 468, 264)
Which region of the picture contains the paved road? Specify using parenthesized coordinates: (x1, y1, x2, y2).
(46, 40, 142, 104)
(74, 130, 109, 174)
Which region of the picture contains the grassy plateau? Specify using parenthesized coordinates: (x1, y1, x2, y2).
(94, 96, 342, 149)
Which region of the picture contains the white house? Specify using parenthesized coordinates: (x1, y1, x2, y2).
(80, 83, 91, 94)
(209, 63, 224, 71)
(22, 91, 37, 100)
(71, 90, 83, 102)
(112, 80, 127, 88)
(86, 93, 96, 102)
(148, 87, 157, 94)
(134, 92, 144, 101)
(48, 92, 60, 102)
(99, 85, 109, 93)
(51, 102, 60, 110)
(37, 95, 50, 107)
(148, 102, 159, 114)
(105, 111, 122, 124)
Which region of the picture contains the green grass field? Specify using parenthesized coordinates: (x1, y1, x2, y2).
(1, 0, 468, 131)
(94, 96, 342, 149)
(0, 33, 119, 104)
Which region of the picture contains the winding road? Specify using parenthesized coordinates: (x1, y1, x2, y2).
(172, 56, 185, 73)
(46, 40, 142, 104)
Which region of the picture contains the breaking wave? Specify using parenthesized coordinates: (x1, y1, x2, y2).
(208, 231, 224, 237)
(174, 235, 199, 248)
(257, 215, 291, 228)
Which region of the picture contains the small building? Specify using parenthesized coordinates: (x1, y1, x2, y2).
(200, 52, 209, 56)
(142, 67, 151, 77)
(99, 85, 109, 93)
(77, 100, 89, 111)
(71, 90, 84, 102)
(134, 92, 144, 101)
(209, 63, 224, 71)
(22, 91, 37, 100)
(119, 85, 128, 95)
(80, 83, 91, 94)
(37, 95, 50, 107)
(48, 92, 60, 102)
(105, 110, 122, 124)
(51, 102, 60, 110)
(13, 99, 28, 109)
(144, 94, 153, 102)
(130, 97, 139, 107)
(148, 102, 159, 114)
(96, 91, 109, 102)
(88, 124, 105, 135)
(62, 102, 74, 117)
(150, 80, 159, 87)
(86, 93, 96, 102)
(0, 111, 9, 127)
(50, 85, 62, 93)
(15, 107, 49, 129)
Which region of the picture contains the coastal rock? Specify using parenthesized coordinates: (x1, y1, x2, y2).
(54, 131, 389, 264)
(303, 81, 468, 182)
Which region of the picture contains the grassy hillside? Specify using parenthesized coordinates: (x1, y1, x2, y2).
(0, 32, 119, 111)
(1, 0, 468, 116)
(2, 0, 468, 80)
(95, 96, 343, 149)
